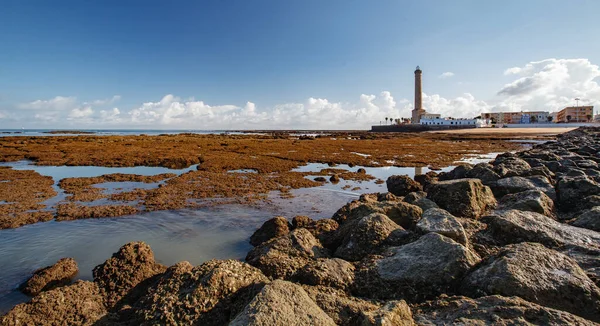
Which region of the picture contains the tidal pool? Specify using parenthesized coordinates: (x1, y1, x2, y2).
(0, 154, 500, 313)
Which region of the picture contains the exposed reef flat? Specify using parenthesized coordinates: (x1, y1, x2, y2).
(0, 131, 524, 229)
(2, 127, 600, 325)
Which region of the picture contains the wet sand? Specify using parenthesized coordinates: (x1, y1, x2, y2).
(0, 132, 526, 229)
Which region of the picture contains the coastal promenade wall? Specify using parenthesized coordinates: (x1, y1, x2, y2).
(371, 124, 476, 132)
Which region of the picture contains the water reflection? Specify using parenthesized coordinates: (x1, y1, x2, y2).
(0, 207, 260, 313)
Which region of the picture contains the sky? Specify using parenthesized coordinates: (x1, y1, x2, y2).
(1, 0, 600, 129)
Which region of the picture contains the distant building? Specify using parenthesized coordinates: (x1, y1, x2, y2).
(481, 111, 550, 124)
(556, 106, 594, 123)
(420, 117, 490, 128)
(411, 66, 426, 124)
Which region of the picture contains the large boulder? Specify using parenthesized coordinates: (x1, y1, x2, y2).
(246, 228, 329, 279)
(2, 281, 107, 326)
(360, 300, 415, 326)
(229, 280, 336, 326)
(465, 163, 501, 184)
(133, 260, 268, 325)
(497, 189, 556, 218)
(572, 207, 600, 231)
(20, 257, 79, 296)
(427, 179, 496, 219)
(354, 233, 480, 301)
(92, 241, 166, 308)
(461, 242, 600, 322)
(482, 209, 600, 249)
(438, 164, 472, 181)
(415, 208, 468, 246)
(249, 216, 291, 246)
(492, 176, 554, 199)
(386, 175, 423, 197)
(295, 258, 355, 290)
(556, 176, 600, 211)
(413, 295, 597, 326)
(493, 156, 531, 177)
(335, 213, 402, 261)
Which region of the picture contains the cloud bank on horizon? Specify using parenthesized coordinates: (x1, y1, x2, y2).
(5, 58, 600, 130)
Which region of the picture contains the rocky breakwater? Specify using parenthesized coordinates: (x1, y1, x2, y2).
(3, 127, 600, 325)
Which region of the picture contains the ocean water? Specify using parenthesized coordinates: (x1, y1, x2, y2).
(0, 129, 295, 137)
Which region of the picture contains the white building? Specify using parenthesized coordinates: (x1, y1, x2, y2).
(420, 117, 490, 128)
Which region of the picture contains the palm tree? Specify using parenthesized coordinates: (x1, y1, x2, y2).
(566, 115, 572, 123)
(547, 116, 553, 123)
(530, 115, 538, 123)
(587, 114, 592, 122)
(385, 117, 388, 125)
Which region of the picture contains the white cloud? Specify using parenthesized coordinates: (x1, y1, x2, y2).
(495, 58, 600, 112)
(9, 58, 600, 128)
(503, 67, 522, 75)
(438, 72, 455, 79)
(19, 96, 77, 110)
(68, 106, 93, 119)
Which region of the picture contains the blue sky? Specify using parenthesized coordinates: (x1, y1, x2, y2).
(1, 0, 600, 129)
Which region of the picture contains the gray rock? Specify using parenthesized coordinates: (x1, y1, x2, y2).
(438, 164, 473, 181)
(461, 242, 600, 322)
(354, 233, 480, 301)
(335, 213, 402, 261)
(493, 156, 532, 177)
(482, 209, 600, 249)
(416, 208, 468, 245)
(230, 280, 336, 326)
(410, 198, 439, 211)
(492, 176, 554, 199)
(556, 176, 600, 211)
(246, 228, 329, 279)
(520, 165, 555, 180)
(133, 260, 268, 325)
(498, 189, 556, 218)
(572, 206, 600, 232)
(386, 175, 423, 197)
(295, 258, 355, 290)
(566, 168, 588, 177)
(360, 300, 415, 326)
(427, 179, 496, 219)
(403, 191, 427, 204)
(334, 201, 422, 230)
(20, 257, 78, 296)
(413, 295, 597, 326)
(465, 163, 501, 184)
(249, 216, 291, 246)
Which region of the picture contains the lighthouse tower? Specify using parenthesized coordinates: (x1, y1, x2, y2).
(412, 66, 425, 124)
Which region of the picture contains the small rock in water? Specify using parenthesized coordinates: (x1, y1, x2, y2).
(386, 175, 423, 197)
(20, 257, 79, 296)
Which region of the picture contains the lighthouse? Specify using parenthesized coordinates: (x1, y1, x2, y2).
(411, 66, 425, 124)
